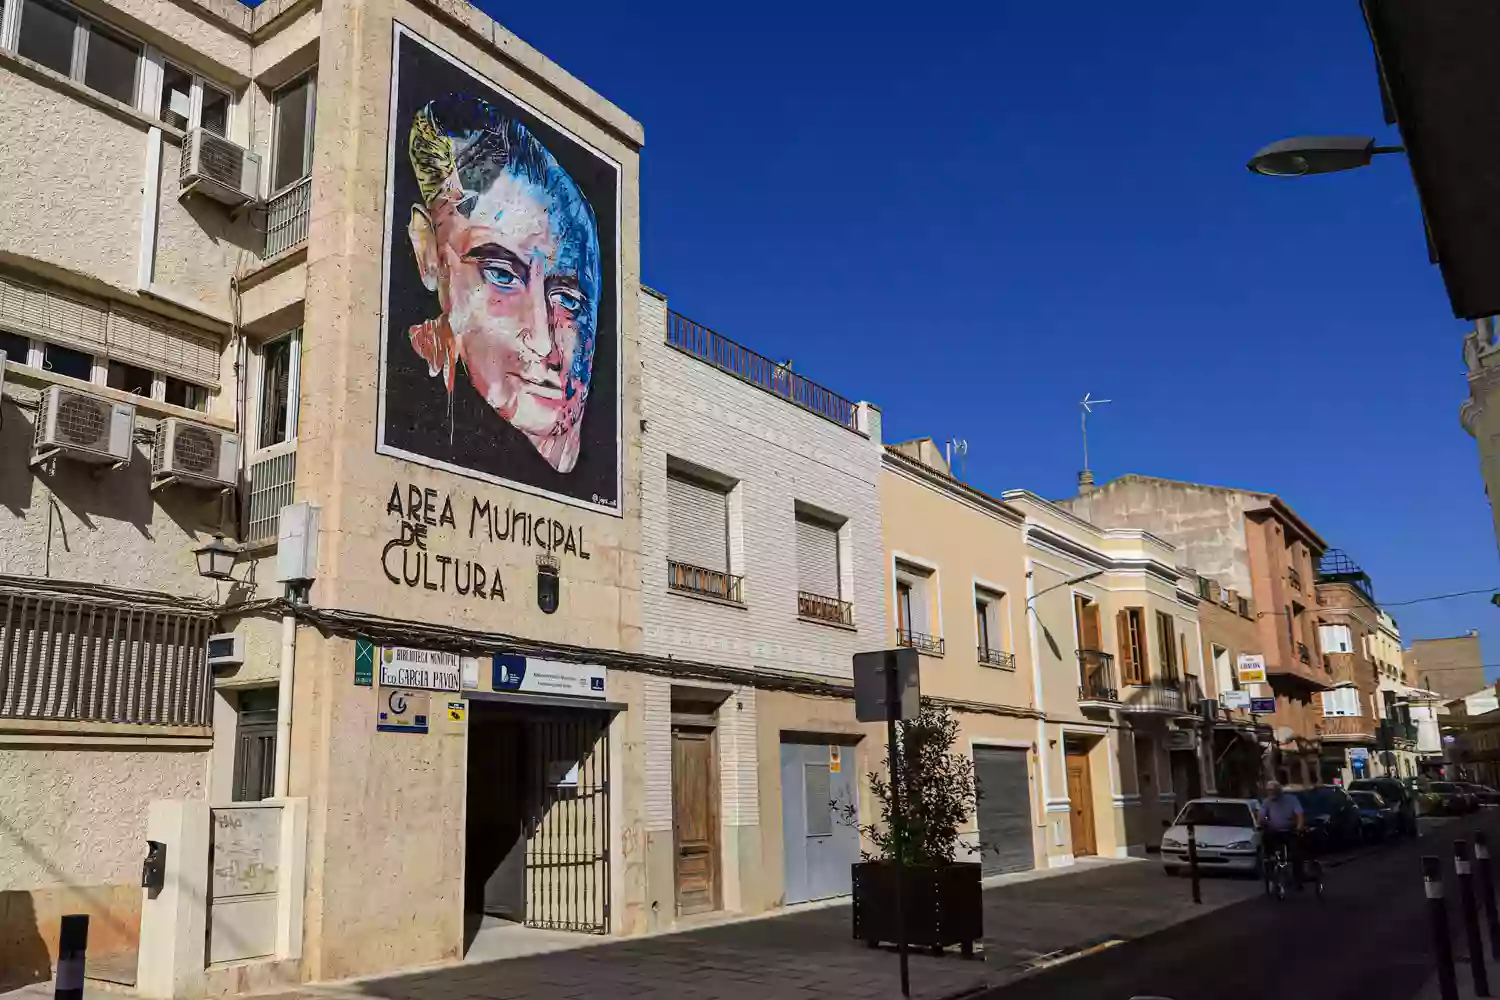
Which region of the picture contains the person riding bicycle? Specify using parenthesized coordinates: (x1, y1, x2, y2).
(1260, 780, 1307, 887)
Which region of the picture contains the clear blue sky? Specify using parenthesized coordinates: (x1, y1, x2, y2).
(455, 2, 1492, 659)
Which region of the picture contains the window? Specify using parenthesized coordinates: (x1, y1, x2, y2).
(106, 359, 152, 396)
(43, 342, 92, 381)
(16, 0, 141, 106)
(271, 73, 316, 191)
(257, 332, 299, 449)
(795, 510, 840, 600)
(1321, 687, 1362, 718)
(897, 581, 914, 634)
(1117, 607, 1149, 685)
(1156, 611, 1179, 683)
(0, 330, 30, 365)
(666, 470, 728, 573)
(894, 564, 934, 638)
(1074, 594, 1101, 651)
(1212, 644, 1234, 694)
(160, 62, 231, 136)
(976, 599, 991, 653)
(164, 376, 207, 411)
(232, 688, 278, 802)
(1319, 624, 1353, 654)
(976, 588, 1008, 655)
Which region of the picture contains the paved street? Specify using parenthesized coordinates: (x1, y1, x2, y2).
(982, 814, 1496, 1000)
(275, 857, 1259, 1000)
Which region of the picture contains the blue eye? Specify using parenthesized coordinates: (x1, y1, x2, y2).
(552, 290, 584, 314)
(481, 265, 520, 290)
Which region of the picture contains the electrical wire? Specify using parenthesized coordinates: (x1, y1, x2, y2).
(1381, 587, 1499, 607)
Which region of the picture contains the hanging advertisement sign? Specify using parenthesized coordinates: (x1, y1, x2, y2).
(1237, 654, 1268, 685)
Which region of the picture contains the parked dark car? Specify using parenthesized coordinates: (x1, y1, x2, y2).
(1350, 790, 1400, 842)
(1427, 781, 1478, 814)
(1296, 785, 1364, 850)
(1459, 782, 1500, 807)
(1348, 777, 1418, 835)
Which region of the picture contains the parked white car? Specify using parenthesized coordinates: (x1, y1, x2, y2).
(1161, 798, 1263, 876)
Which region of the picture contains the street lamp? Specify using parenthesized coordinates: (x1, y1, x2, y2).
(1027, 570, 1103, 611)
(194, 534, 239, 581)
(1246, 135, 1405, 177)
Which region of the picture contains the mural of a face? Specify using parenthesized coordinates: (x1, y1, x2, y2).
(405, 96, 602, 474)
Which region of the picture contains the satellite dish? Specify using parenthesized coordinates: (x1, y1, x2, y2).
(1275, 726, 1295, 743)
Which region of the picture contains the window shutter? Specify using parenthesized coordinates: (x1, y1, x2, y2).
(107, 308, 221, 386)
(0, 272, 108, 356)
(1135, 610, 1150, 677)
(1116, 609, 1136, 682)
(1080, 601, 1101, 650)
(795, 515, 839, 598)
(667, 474, 728, 572)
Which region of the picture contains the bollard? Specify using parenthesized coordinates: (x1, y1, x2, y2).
(1428, 856, 1460, 1000)
(1458, 840, 1493, 997)
(1478, 832, 1500, 961)
(1187, 823, 1202, 905)
(55, 914, 88, 1000)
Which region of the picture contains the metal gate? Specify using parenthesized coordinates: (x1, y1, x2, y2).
(522, 712, 611, 934)
(974, 746, 1034, 876)
(780, 741, 859, 904)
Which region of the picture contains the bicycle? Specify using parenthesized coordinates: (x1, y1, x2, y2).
(1263, 834, 1324, 901)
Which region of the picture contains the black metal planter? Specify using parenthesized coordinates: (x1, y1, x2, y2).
(851, 861, 982, 957)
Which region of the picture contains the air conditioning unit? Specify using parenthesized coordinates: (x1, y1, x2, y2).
(180, 128, 260, 207)
(153, 417, 240, 489)
(206, 632, 244, 670)
(32, 385, 135, 466)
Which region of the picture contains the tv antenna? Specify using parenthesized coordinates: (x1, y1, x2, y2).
(945, 438, 969, 479)
(1079, 392, 1112, 483)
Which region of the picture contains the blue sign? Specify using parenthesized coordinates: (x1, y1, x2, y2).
(1250, 697, 1277, 714)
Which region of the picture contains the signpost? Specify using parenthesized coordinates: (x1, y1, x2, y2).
(853, 648, 921, 999)
(1250, 697, 1277, 715)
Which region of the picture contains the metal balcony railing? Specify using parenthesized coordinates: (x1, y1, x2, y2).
(977, 646, 1016, 670)
(798, 591, 854, 626)
(1320, 715, 1378, 740)
(264, 176, 312, 257)
(668, 561, 745, 604)
(897, 629, 945, 656)
(665, 311, 860, 432)
(1120, 680, 1188, 715)
(1077, 649, 1119, 703)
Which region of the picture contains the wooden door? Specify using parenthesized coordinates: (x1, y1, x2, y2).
(671, 727, 720, 915)
(1066, 754, 1097, 857)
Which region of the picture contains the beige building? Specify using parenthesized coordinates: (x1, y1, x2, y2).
(879, 441, 1044, 872)
(1407, 631, 1487, 703)
(1002, 490, 1209, 860)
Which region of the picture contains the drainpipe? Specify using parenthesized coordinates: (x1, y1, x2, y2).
(273, 583, 305, 798)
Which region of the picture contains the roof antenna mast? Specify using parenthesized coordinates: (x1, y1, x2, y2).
(1079, 392, 1112, 493)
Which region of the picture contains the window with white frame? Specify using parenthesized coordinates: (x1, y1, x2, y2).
(159, 60, 230, 136)
(795, 509, 841, 601)
(271, 72, 316, 192)
(256, 331, 300, 450)
(1321, 686, 1361, 717)
(894, 562, 937, 646)
(10, 0, 141, 106)
(1212, 644, 1234, 694)
(665, 465, 740, 603)
(975, 588, 1011, 667)
(1318, 623, 1353, 654)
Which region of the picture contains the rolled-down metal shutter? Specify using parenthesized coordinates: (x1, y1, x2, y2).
(667, 473, 728, 572)
(974, 747, 1034, 876)
(796, 515, 840, 598)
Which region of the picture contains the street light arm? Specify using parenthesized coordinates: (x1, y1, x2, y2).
(1027, 570, 1103, 612)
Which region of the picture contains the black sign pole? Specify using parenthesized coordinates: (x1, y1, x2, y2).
(887, 658, 910, 999)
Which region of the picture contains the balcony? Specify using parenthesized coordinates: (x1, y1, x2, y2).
(977, 646, 1016, 670)
(665, 311, 861, 432)
(668, 560, 745, 605)
(1120, 680, 1195, 716)
(798, 590, 854, 627)
(1320, 715, 1378, 742)
(263, 177, 312, 257)
(897, 629, 945, 656)
(1378, 718, 1419, 746)
(1077, 649, 1120, 705)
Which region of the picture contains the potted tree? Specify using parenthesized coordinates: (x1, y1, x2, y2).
(839, 701, 983, 957)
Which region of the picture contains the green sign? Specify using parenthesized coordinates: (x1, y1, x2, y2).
(354, 639, 374, 687)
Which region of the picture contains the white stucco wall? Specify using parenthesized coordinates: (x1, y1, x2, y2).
(0, 746, 206, 889)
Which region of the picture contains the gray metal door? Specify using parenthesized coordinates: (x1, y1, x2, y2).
(780, 741, 858, 904)
(974, 746, 1034, 876)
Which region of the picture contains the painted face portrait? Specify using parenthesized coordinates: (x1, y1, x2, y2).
(404, 95, 602, 474)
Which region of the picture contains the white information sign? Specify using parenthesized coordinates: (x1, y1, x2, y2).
(1221, 689, 1252, 710)
(379, 646, 461, 692)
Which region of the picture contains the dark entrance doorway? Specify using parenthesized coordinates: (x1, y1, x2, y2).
(464, 700, 612, 936)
